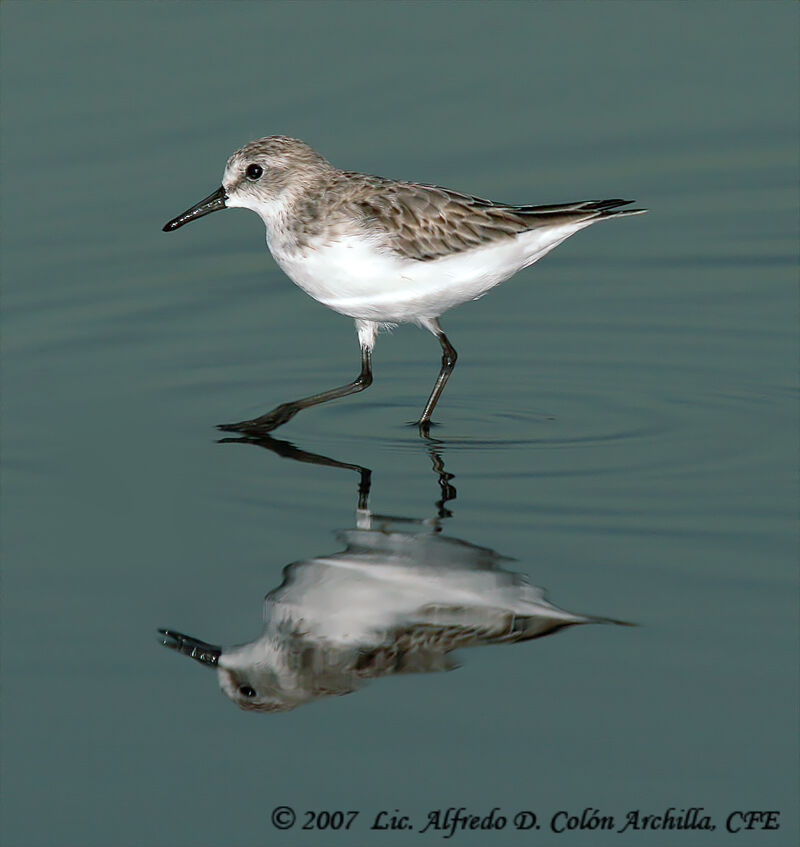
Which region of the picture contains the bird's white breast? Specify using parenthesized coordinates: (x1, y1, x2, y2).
(267, 223, 590, 324)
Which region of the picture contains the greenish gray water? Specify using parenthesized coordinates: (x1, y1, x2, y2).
(1, 2, 797, 846)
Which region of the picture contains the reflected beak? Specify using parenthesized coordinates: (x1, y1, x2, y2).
(162, 186, 227, 232)
(158, 629, 222, 667)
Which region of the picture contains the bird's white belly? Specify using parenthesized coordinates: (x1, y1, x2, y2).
(269, 225, 587, 323)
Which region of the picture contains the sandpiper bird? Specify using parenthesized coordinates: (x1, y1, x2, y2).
(163, 136, 645, 433)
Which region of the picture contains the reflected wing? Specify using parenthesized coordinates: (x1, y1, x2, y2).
(351, 605, 591, 677)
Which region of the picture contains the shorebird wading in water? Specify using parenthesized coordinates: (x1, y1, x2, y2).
(163, 136, 645, 434)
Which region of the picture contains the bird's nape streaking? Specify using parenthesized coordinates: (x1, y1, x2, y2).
(163, 136, 646, 434)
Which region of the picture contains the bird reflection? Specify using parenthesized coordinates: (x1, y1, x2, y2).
(159, 435, 629, 712)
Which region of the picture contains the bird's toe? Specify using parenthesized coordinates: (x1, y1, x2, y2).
(216, 403, 299, 435)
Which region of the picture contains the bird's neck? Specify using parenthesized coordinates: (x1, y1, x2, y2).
(261, 178, 331, 255)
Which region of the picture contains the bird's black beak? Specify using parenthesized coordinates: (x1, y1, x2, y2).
(162, 186, 227, 232)
(158, 629, 222, 667)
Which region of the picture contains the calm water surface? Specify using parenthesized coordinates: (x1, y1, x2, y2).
(2, 3, 797, 846)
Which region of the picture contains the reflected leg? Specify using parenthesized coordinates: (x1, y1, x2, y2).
(417, 319, 458, 434)
(216, 432, 372, 508)
(428, 446, 456, 519)
(218, 347, 373, 434)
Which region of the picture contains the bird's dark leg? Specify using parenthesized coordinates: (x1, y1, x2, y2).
(218, 347, 373, 434)
(417, 321, 457, 434)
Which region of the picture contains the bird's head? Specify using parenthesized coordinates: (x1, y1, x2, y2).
(162, 136, 330, 232)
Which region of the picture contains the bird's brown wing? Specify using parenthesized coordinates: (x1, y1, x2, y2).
(338, 174, 642, 261)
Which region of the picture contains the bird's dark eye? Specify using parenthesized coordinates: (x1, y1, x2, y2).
(245, 164, 263, 181)
(238, 684, 256, 697)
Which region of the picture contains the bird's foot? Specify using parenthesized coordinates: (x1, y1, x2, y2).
(413, 419, 440, 438)
(217, 402, 299, 434)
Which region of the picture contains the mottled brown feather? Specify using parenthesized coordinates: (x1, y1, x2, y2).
(317, 171, 643, 261)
